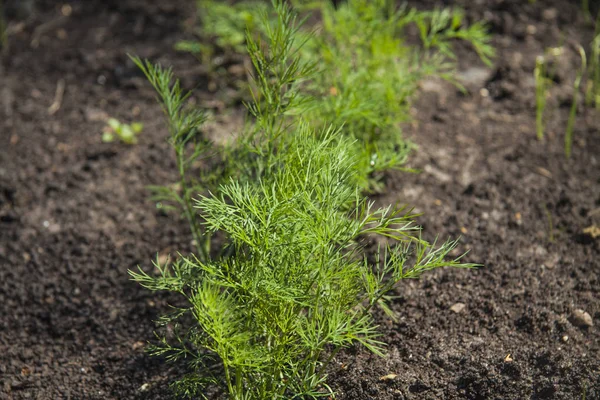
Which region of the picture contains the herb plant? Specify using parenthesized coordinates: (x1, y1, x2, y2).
(180, 0, 494, 190)
(565, 44, 586, 159)
(132, 1, 477, 398)
(132, 58, 220, 261)
(534, 44, 589, 158)
(585, 21, 600, 109)
(298, 0, 493, 189)
(534, 55, 551, 141)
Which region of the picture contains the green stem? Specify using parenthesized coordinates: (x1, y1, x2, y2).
(177, 148, 209, 261)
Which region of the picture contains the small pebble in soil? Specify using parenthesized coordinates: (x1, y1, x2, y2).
(379, 373, 397, 381)
(570, 309, 593, 328)
(457, 67, 493, 89)
(542, 8, 557, 21)
(450, 303, 466, 313)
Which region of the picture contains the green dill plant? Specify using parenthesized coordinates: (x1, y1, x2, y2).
(565, 45, 586, 158)
(584, 19, 600, 109)
(175, 0, 268, 77)
(413, 6, 494, 66)
(581, 0, 592, 24)
(131, 1, 478, 398)
(178, 0, 494, 190)
(534, 55, 551, 140)
(535, 44, 587, 158)
(298, 0, 494, 189)
(132, 58, 219, 261)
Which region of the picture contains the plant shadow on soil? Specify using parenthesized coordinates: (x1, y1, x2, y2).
(0, 0, 598, 399)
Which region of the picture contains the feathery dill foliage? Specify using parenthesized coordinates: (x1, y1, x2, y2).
(132, 57, 221, 261)
(131, 1, 477, 399)
(298, 0, 494, 189)
(534, 54, 551, 141)
(180, 0, 494, 190)
(534, 42, 589, 158)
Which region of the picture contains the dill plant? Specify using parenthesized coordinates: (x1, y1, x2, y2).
(585, 16, 600, 109)
(585, 32, 600, 108)
(297, 0, 493, 189)
(133, 57, 218, 261)
(565, 45, 586, 158)
(534, 44, 588, 158)
(179, 0, 494, 190)
(131, 1, 477, 398)
(534, 55, 551, 141)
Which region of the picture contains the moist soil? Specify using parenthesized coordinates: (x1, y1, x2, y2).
(0, 0, 598, 399)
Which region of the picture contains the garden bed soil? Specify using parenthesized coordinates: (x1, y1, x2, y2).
(0, 0, 598, 399)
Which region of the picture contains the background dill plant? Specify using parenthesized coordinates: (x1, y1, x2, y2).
(178, 0, 494, 190)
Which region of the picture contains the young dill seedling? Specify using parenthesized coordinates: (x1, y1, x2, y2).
(131, 1, 478, 398)
(177, 0, 494, 191)
(132, 57, 217, 261)
(581, 0, 592, 24)
(534, 55, 550, 140)
(585, 30, 600, 109)
(565, 45, 586, 158)
(536, 44, 587, 157)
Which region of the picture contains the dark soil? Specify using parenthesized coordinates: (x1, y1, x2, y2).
(1, 1, 598, 399)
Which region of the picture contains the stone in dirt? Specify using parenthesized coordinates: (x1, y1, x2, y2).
(450, 303, 466, 313)
(570, 309, 593, 328)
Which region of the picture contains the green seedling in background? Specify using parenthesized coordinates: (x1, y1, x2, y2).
(101, 118, 143, 144)
(536, 7, 600, 158)
(585, 19, 600, 108)
(534, 55, 552, 140)
(176, 0, 268, 78)
(582, 0, 592, 24)
(534, 44, 587, 158)
(180, 0, 494, 191)
(300, 1, 493, 190)
(566, 45, 586, 158)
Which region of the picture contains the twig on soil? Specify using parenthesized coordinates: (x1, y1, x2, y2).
(31, 15, 68, 48)
(48, 79, 65, 115)
(533, 166, 553, 179)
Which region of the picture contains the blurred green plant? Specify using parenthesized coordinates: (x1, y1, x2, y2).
(176, 0, 268, 75)
(179, 0, 494, 190)
(584, 21, 600, 108)
(299, 0, 493, 189)
(565, 45, 586, 158)
(534, 54, 552, 141)
(131, 1, 477, 399)
(534, 43, 590, 158)
(101, 118, 143, 144)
